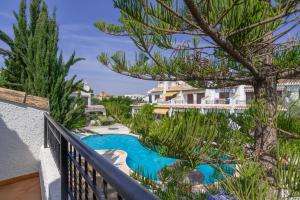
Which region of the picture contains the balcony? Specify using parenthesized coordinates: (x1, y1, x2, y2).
(43, 113, 157, 200)
(235, 100, 247, 105)
(156, 98, 185, 105)
(0, 173, 41, 200)
(205, 99, 230, 104)
(156, 98, 171, 104)
(0, 86, 158, 200)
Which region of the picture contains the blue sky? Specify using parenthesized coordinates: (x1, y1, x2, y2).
(2, 1, 298, 95)
(0, 0, 156, 95)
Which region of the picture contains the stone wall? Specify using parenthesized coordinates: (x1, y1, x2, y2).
(0, 100, 46, 181)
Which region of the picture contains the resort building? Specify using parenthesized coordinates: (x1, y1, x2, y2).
(95, 91, 112, 101)
(124, 94, 149, 102)
(70, 82, 93, 106)
(132, 80, 300, 116)
(71, 82, 106, 116)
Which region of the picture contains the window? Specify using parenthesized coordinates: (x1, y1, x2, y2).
(197, 93, 205, 104)
(166, 96, 172, 101)
(187, 94, 194, 104)
(83, 97, 89, 106)
(277, 91, 282, 97)
(246, 92, 254, 104)
(155, 95, 160, 100)
(219, 92, 229, 99)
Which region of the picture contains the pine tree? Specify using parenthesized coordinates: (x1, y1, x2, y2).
(96, 0, 300, 170)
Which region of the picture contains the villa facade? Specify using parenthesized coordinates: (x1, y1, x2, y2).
(71, 82, 106, 116)
(124, 94, 149, 102)
(132, 80, 300, 116)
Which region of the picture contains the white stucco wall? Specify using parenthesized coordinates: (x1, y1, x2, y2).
(205, 89, 218, 103)
(39, 147, 60, 200)
(0, 100, 46, 181)
(231, 85, 246, 105)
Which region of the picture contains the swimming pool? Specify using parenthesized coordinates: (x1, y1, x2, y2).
(81, 134, 234, 184)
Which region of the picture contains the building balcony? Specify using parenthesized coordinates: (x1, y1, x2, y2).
(235, 100, 247, 105)
(0, 87, 157, 200)
(205, 99, 230, 104)
(156, 98, 238, 106)
(156, 98, 171, 104)
(157, 99, 186, 105)
(156, 97, 241, 106)
(42, 113, 157, 200)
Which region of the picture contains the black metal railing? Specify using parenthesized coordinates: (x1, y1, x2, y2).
(44, 113, 158, 200)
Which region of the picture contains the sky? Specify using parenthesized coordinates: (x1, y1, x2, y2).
(0, 0, 156, 95)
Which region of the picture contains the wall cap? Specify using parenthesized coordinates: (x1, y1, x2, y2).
(0, 87, 48, 110)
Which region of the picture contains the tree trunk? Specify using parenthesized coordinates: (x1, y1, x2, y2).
(253, 76, 278, 172)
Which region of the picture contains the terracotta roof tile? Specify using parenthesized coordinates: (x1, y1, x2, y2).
(150, 87, 164, 92)
(278, 79, 300, 85)
(0, 87, 48, 110)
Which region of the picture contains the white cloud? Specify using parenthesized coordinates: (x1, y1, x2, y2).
(50, 24, 155, 94)
(0, 11, 14, 20)
(59, 23, 133, 47)
(60, 33, 132, 45)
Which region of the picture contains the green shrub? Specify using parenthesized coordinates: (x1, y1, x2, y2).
(96, 115, 114, 126)
(101, 96, 132, 124)
(130, 104, 155, 136)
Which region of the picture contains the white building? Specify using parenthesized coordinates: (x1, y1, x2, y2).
(95, 91, 112, 101)
(81, 82, 93, 106)
(124, 94, 149, 102)
(132, 80, 300, 116)
(71, 82, 106, 115)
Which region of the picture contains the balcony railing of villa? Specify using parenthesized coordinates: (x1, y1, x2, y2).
(205, 99, 230, 104)
(44, 113, 157, 200)
(235, 100, 247, 105)
(173, 99, 185, 104)
(156, 99, 187, 105)
(156, 98, 171, 104)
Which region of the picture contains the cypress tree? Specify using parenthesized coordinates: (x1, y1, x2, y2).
(0, 0, 86, 129)
(24, 1, 58, 97)
(0, 0, 28, 90)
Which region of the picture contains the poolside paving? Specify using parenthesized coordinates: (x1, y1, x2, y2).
(0, 176, 41, 200)
(86, 123, 138, 137)
(96, 149, 132, 175)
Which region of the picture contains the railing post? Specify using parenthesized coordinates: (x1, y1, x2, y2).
(44, 115, 48, 148)
(61, 135, 68, 200)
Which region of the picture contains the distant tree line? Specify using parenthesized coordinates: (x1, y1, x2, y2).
(99, 96, 133, 124)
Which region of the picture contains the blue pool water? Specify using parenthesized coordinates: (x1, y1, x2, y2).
(81, 134, 234, 184)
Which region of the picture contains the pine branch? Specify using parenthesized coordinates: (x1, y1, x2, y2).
(212, 0, 242, 28)
(170, 45, 218, 51)
(277, 65, 300, 78)
(99, 53, 253, 84)
(228, 8, 300, 37)
(277, 127, 300, 139)
(156, 0, 201, 31)
(184, 0, 259, 77)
